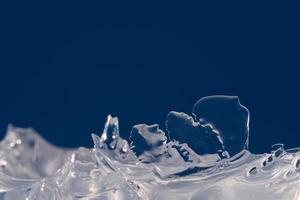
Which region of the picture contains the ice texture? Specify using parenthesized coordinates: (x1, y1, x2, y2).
(1, 95, 300, 200)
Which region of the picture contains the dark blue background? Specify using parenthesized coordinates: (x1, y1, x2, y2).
(0, 2, 299, 153)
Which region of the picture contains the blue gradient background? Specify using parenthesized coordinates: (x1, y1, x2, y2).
(0, 2, 299, 153)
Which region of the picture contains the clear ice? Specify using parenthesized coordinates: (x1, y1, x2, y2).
(1, 95, 300, 200)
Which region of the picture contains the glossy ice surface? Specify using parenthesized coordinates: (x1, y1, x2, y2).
(1, 96, 300, 200)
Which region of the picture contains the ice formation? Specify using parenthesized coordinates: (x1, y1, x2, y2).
(1, 95, 300, 200)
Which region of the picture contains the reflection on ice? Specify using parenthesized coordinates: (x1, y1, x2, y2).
(0, 95, 299, 200)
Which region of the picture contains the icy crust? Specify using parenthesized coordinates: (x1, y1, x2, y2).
(0, 96, 300, 200)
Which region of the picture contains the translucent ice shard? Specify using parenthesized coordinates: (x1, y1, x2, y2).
(92, 115, 136, 162)
(0, 95, 300, 200)
(192, 95, 250, 156)
(166, 111, 225, 161)
(129, 124, 168, 161)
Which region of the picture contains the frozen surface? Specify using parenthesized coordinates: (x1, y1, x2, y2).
(1, 95, 300, 199)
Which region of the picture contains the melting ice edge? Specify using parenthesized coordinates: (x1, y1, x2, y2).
(1, 95, 300, 200)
